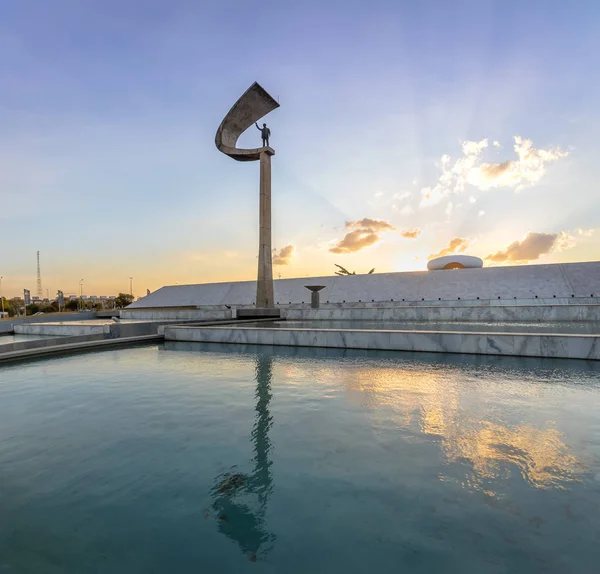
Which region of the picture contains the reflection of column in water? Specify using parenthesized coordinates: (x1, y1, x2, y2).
(209, 354, 276, 560)
(249, 354, 274, 508)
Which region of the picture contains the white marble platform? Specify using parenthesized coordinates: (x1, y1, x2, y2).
(129, 261, 600, 309)
(15, 323, 107, 337)
(163, 325, 600, 361)
(15, 320, 170, 338)
(120, 309, 233, 321)
(283, 304, 600, 323)
(0, 334, 105, 354)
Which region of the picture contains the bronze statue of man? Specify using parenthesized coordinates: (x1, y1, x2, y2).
(255, 122, 271, 147)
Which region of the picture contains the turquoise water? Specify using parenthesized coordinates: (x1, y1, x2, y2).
(1, 343, 600, 573)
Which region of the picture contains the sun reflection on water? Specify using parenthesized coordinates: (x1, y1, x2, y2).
(335, 360, 584, 493)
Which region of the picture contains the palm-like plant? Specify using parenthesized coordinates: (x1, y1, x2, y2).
(334, 264, 375, 276)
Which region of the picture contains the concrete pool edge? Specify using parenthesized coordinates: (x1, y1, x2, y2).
(162, 325, 600, 361)
(0, 334, 163, 365)
(283, 304, 600, 322)
(0, 333, 105, 355)
(13, 317, 278, 338)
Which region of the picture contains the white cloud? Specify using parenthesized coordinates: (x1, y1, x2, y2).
(493, 140, 501, 148)
(577, 228, 595, 237)
(478, 210, 485, 216)
(419, 139, 488, 207)
(419, 136, 568, 208)
(399, 205, 414, 216)
(393, 191, 411, 200)
(469, 137, 568, 192)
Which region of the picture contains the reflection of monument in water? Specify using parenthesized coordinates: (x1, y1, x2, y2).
(208, 355, 276, 560)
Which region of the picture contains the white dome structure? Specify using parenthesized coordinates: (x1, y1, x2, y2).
(427, 255, 483, 271)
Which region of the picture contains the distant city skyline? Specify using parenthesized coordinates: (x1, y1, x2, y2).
(1, 0, 599, 298)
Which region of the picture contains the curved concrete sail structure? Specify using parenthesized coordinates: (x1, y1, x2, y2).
(215, 82, 279, 308)
(215, 82, 279, 162)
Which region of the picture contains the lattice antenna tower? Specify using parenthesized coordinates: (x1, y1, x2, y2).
(36, 250, 43, 298)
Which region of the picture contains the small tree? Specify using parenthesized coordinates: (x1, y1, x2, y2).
(27, 303, 40, 315)
(65, 299, 79, 311)
(8, 298, 23, 316)
(1, 297, 14, 317)
(114, 293, 135, 308)
(40, 302, 59, 314)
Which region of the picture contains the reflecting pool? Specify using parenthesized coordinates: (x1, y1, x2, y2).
(1, 343, 599, 573)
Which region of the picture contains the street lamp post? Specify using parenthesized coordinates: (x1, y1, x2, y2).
(79, 279, 84, 311)
(129, 277, 133, 297)
(0, 276, 4, 316)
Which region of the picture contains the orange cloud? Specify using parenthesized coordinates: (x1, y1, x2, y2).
(330, 218, 396, 254)
(429, 237, 469, 259)
(486, 232, 571, 263)
(345, 218, 395, 231)
(330, 218, 417, 254)
(273, 245, 294, 265)
(401, 228, 421, 239)
(330, 229, 380, 254)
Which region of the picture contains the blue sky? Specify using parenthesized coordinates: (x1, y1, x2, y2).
(1, 0, 599, 297)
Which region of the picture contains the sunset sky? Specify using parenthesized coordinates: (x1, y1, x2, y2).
(1, 0, 599, 298)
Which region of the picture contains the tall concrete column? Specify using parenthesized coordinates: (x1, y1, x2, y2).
(257, 150, 274, 308)
(214, 82, 280, 309)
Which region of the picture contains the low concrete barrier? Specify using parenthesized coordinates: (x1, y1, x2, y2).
(0, 334, 104, 354)
(0, 334, 162, 365)
(283, 304, 600, 323)
(279, 296, 600, 308)
(0, 312, 96, 334)
(119, 309, 233, 321)
(163, 325, 600, 361)
(13, 319, 228, 339)
(14, 323, 105, 337)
